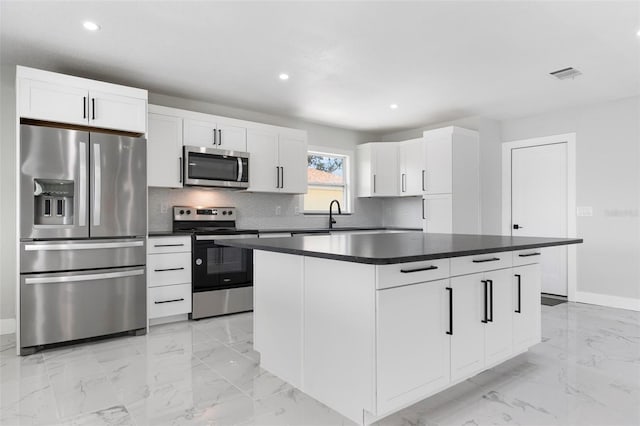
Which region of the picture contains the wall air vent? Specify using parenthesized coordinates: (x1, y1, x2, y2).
(550, 67, 582, 80)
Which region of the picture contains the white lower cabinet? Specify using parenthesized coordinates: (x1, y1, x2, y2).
(513, 264, 542, 352)
(376, 279, 451, 414)
(483, 268, 514, 366)
(147, 236, 192, 321)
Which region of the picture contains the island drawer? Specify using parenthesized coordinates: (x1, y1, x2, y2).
(377, 258, 449, 289)
(513, 249, 543, 266)
(148, 252, 192, 287)
(148, 283, 192, 319)
(450, 251, 512, 276)
(148, 236, 192, 254)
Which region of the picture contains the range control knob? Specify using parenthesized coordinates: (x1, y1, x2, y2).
(227, 210, 233, 215)
(222, 211, 227, 215)
(186, 210, 191, 215)
(179, 209, 185, 215)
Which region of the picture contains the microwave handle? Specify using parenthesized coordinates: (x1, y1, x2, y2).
(237, 157, 243, 182)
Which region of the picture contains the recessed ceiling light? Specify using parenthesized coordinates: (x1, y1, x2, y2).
(83, 21, 100, 31)
(390, 104, 398, 109)
(279, 73, 289, 81)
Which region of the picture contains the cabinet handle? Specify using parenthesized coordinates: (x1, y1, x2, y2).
(154, 267, 185, 272)
(472, 257, 500, 263)
(276, 166, 280, 188)
(83, 96, 87, 119)
(422, 198, 426, 220)
(446, 287, 453, 335)
(481, 280, 489, 323)
(400, 265, 438, 273)
(91, 98, 95, 120)
(488, 279, 494, 322)
(218, 129, 222, 145)
(154, 298, 185, 304)
(401, 173, 406, 192)
(373, 174, 376, 193)
(281, 166, 284, 188)
(515, 274, 522, 313)
(518, 252, 540, 257)
(153, 244, 185, 247)
(179, 157, 183, 183)
(422, 170, 426, 191)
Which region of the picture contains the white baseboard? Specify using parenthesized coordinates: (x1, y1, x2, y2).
(575, 291, 640, 312)
(0, 318, 16, 335)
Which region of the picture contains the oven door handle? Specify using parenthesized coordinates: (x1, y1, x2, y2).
(195, 234, 258, 241)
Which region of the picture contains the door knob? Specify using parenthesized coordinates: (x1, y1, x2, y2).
(513, 224, 523, 230)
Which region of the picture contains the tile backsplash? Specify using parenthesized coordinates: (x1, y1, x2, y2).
(148, 187, 383, 231)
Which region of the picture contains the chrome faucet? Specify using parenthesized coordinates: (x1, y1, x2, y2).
(329, 199, 342, 229)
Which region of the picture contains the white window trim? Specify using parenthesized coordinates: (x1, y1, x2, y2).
(302, 145, 354, 214)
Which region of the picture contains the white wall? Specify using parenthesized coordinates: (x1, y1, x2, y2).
(501, 96, 640, 304)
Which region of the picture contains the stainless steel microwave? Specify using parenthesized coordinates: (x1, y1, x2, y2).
(183, 145, 249, 189)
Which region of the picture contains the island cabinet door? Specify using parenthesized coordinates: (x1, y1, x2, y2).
(483, 268, 514, 366)
(376, 279, 451, 415)
(450, 273, 486, 382)
(512, 264, 542, 353)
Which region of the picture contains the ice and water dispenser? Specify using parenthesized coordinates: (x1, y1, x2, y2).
(33, 179, 74, 226)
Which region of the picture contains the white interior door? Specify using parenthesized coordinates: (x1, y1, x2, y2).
(511, 143, 568, 296)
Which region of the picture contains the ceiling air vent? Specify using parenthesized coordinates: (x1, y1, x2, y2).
(550, 67, 582, 80)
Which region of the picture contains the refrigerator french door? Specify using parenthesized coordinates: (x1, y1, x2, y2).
(19, 124, 147, 354)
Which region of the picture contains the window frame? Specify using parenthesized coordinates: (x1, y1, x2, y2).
(302, 146, 354, 214)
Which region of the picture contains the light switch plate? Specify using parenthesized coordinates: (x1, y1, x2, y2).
(576, 206, 593, 217)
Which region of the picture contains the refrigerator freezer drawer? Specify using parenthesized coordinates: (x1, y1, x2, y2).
(20, 266, 146, 349)
(20, 238, 146, 273)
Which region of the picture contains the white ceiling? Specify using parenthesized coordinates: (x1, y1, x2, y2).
(2, 1, 639, 133)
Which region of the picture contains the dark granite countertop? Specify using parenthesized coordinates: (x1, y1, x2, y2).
(148, 227, 421, 237)
(217, 232, 583, 265)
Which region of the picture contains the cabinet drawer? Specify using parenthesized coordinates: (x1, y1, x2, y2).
(450, 252, 512, 276)
(513, 249, 543, 266)
(148, 252, 191, 287)
(148, 236, 191, 254)
(148, 284, 192, 319)
(377, 258, 449, 289)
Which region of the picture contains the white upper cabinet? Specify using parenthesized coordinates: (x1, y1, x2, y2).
(246, 128, 308, 194)
(357, 143, 399, 197)
(147, 109, 183, 188)
(17, 66, 147, 133)
(399, 138, 425, 196)
(183, 118, 247, 151)
(423, 134, 453, 194)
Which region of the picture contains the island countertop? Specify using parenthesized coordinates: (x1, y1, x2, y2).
(217, 232, 583, 265)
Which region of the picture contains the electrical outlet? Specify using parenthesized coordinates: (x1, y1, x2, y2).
(294, 205, 300, 215)
(576, 206, 593, 217)
(160, 201, 169, 213)
(275, 205, 281, 216)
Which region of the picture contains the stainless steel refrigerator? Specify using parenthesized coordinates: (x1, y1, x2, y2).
(19, 124, 147, 355)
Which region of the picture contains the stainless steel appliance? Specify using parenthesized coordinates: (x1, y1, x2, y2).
(182, 145, 249, 189)
(19, 124, 147, 355)
(173, 206, 256, 319)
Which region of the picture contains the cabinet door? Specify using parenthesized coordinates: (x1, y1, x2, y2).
(279, 134, 308, 194)
(422, 194, 452, 233)
(183, 118, 218, 148)
(399, 138, 425, 196)
(89, 90, 146, 133)
(450, 273, 485, 381)
(218, 123, 247, 151)
(377, 279, 451, 414)
(372, 144, 399, 196)
(513, 264, 542, 352)
(246, 128, 279, 192)
(424, 136, 452, 194)
(19, 79, 88, 126)
(147, 113, 183, 188)
(484, 268, 514, 366)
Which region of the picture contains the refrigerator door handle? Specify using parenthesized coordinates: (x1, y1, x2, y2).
(93, 143, 101, 226)
(78, 141, 87, 227)
(24, 240, 144, 251)
(24, 268, 145, 285)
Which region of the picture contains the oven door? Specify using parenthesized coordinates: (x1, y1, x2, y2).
(183, 145, 249, 188)
(193, 235, 254, 292)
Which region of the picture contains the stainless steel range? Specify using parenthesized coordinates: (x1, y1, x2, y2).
(173, 207, 257, 319)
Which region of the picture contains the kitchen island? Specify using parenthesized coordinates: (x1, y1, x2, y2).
(220, 232, 583, 425)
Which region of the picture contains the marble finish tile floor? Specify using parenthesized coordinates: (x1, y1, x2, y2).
(1, 302, 638, 425)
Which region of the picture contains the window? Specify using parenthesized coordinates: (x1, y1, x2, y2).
(303, 150, 351, 213)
